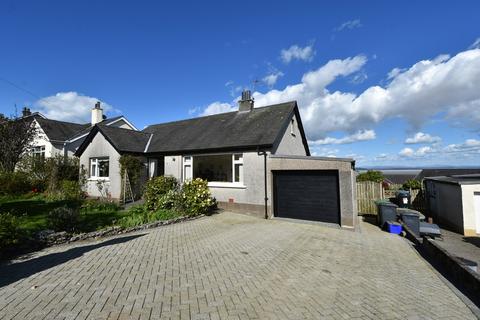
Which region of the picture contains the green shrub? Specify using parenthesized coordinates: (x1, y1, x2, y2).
(47, 206, 80, 232)
(81, 199, 120, 212)
(181, 178, 216, 216)
(119, 155, 144, 198)
(117, 205, 149, 228)
(0, 212, 23, 251)
(144, 176, 179, 211)
(117, 205, 182, 228)
(45, 180, 85, 202)
(0, 172, 32, 195)
(402, 179, 422, 190)
(357, 170, 384, 183)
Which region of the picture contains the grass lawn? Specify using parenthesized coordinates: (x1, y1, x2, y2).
(0, 195, 129, 235)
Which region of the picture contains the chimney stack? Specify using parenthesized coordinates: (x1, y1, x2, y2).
(91, 101, 103, 125)
(238, 90, 254, 112)
(22, 106, 31, 117)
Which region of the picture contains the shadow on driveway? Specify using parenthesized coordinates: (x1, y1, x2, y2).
(0, 234, 145, 288)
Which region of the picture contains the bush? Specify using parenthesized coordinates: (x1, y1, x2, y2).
(0, 212, 23, 251)
(181, 178, 216, 216)
(117, 205, 149, 228)
(144, 176, 179, 211)
(81, 199, 120, 212)
(0, 172, 32, 195)
(47, 206, 80, 232)
(117, 205, 182, 228)
(45, 180, 85, 202)
(119, 155, 144, 198)
(17, 155, 80, 193)
(357, 170, 384, 183)
(402, 179, 422, 190)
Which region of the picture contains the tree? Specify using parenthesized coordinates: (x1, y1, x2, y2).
(0, 115, 37, 172)
(356, 170, 384, 183)
(402, 179, 422, 190)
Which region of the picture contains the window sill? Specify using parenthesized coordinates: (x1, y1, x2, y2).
(88, 177, 110, 182)
(207, 182, 246, 189)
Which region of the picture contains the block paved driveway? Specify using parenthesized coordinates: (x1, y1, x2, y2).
(0, 212, 477, 320)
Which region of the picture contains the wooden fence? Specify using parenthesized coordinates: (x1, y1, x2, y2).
(356, 181, 425, 215)
(356, 181, 384, 215)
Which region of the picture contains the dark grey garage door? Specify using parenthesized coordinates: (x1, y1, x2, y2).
(273, 170, 340, 223)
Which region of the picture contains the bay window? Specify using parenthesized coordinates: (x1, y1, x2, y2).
(183, 154, 244, 185)
(90, 157, 109, 178)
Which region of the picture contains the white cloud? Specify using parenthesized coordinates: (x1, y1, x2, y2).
(334, 19, 362, 32)
(263, 71, 284, 87)
(398, 138, 480, 159)
(201, 48, 480, 142)
(311, 147, 339, 157)
(34, 92, 114, 123)
(470, 38, 480, 49)
(405, 132, 442, 144)
(200, 102, 236, 116)
(309, 129, 375, 145)
(399, 147, 415, 157)
(280, 45, 315, 64)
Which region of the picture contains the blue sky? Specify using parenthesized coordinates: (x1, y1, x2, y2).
(1, 0, 480, 167)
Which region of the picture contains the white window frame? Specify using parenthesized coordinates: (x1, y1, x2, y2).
(182, 153, 245, 188)
(89, 157, 110, 180)
(32, 145, 46, 158)
(290, 118, 296, 136)
(183, 156, 193, 181)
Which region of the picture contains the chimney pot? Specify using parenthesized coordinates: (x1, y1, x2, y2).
(91, 101, 104, 125)
(22, 107, 32, 117)
(238, 90, 254, 112)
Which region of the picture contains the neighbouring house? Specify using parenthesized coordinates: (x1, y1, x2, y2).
(21, 103, 137, 158)
(416, 168, 480, 181)
(74, 91, 358, 228)
(424, 174, 480, 236)
(381, 169, 420, 188)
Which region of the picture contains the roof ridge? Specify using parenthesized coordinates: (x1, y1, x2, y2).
(143, 101, 296, 131)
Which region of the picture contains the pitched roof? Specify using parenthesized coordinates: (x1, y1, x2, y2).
(416, 168, 480, 181)
(75, 101, 310, 156)
(35, 118, 90, 142)
(66, 116, 130, 142)
(143, 101, 305, 154)
(94, 125, 151, 153)
(383, 174, 418, 185)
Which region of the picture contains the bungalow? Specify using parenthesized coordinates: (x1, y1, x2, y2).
(75, 91, 357, 228)
(21, 103, 137, 158)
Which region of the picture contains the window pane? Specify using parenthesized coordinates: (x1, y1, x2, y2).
(234, 154, 242, 161)
(91, 164, 97, 177)
(193, 155, 232, 182)
(98, 159, 109, 177)
(234, 164, 243, 182)
(184, 165, 192, 181)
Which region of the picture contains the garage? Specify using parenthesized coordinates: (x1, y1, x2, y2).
(273, 170, 340, 224)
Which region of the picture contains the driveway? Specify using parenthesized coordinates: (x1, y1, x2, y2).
(0, 212, 477, 319)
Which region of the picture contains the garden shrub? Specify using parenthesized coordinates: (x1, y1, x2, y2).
(81, 199, 120, 212)
(119, 155, 144, 198)
(47, 206, 80, 232)
(181, 178, 216, 216)
(0, 212, 22, 251)
(0, 172, 32, 195)
(117, 205, 149, 228)
(117, 205, 182, 228)
(144, 176, 179, 211)
(402, 179, 422, 190)
(45, 180, 84, 202)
